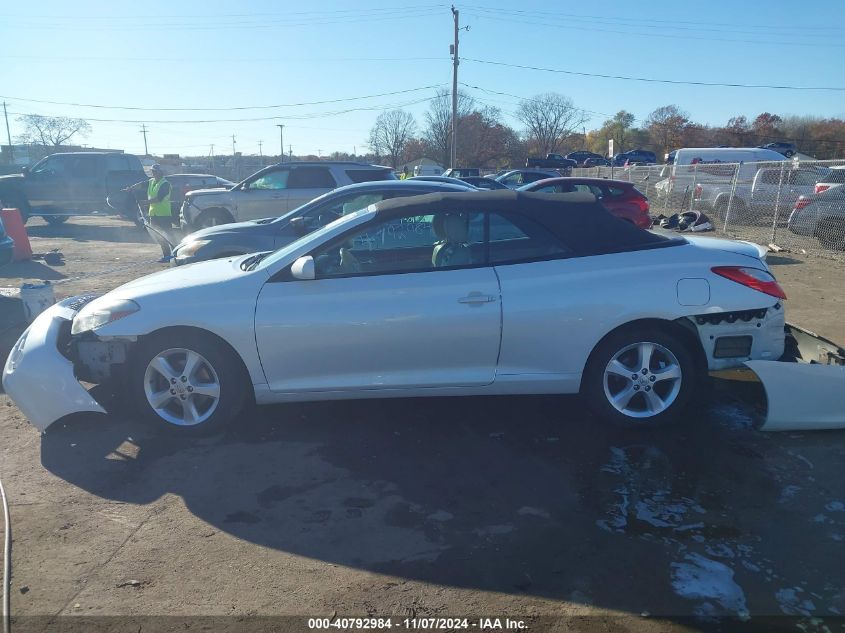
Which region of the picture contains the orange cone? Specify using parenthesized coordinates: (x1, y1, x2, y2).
(1, 208, 33, 261)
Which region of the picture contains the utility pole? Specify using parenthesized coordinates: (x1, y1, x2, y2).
(231, 134, 236, 157)
(2, 102, 13, 164)
(139, 124, 149, 156)
(210, 144, 215, 170)
(450, 5, 459, 170)
(317, 149, 322, 159)
(276, 124, 284, 162)
(258, 140, 263, 157)
(289, 145, 292, 160)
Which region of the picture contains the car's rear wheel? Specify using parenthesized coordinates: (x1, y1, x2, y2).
(44, 215, 69, 225)
(128, 330, 248, 434)
(583, 327, 699, 428)
(817, 218, 845, 251)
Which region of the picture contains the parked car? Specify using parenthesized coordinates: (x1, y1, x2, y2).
(525, 154, 577, 171)
(172, 180, 473, 265)
(759, 142, 797, 158)
(518, 177, 651, 229)
(458, 176, 509, 190)
(495, 169, 561, 189)
(442, 168, 480, 178)
(656, 147, 788, 204)
(0, 216, 14, 266)
(583, 157, 611, 168)
(0, 152, 147, 224)
(4, 190, 787, 436)
(612, 150, 657, 166)
(694, 166, 821, 223)
(179, 161, 395, 230)
(812, 165, 845, 195)
(408, 176, 476, 188)
(163, 174, 233, 216)
(566, 151, 604, 166)
(788, 185, 845, 250)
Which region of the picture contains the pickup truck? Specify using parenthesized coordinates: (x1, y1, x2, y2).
(0, 152, 147, 224)
(525, 154, 577, 171)
(693, 166, 822, 223)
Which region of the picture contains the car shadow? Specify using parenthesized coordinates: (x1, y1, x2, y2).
(25, 221, 156, 244)
(40, 389, 845, 619)
(0, 259, 67, 280)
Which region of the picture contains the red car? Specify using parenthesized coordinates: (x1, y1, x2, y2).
(518, 177, 651, 229)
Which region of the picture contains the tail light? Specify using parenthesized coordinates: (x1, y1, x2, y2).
(794, 197, 811, 211)
(815, 184, 830, 195)
(694, 184, 702, 199)
(712, 266, 787, 300)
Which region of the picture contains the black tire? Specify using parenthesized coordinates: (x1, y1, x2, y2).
(817, 218, 845, 251)
(44, 215, 70, 225)
(127, 330, 249, 435)
(784, 150, 795, 158)
(196, 208, 234, 229)
(582, 326, 700, 428)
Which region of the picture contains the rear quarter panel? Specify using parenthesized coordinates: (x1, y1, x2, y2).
(494, 244, 777, 381)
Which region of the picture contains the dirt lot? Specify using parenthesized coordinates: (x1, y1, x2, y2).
(1, 217, 844, 632)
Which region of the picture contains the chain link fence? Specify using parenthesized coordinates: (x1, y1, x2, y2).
(574, 159, 845, 259)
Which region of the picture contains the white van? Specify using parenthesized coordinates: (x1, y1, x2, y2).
(657, 147, 787, 202)
(413, 163, 445, 177)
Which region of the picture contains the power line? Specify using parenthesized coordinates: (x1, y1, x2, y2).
(0, 84, 445, 112)
(462, 58, 845, 92)
(5, 94, 442, 124)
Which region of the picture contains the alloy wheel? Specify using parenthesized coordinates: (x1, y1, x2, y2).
(603, 341, 683, 419)
(143, 348, 221, 426)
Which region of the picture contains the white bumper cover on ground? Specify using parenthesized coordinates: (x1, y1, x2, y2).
(2, 303, 106, 432)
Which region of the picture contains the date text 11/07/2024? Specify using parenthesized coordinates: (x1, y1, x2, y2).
(307, 617, 528, 630)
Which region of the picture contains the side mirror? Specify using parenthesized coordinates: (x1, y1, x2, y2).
(289, 216, 308, 235)
(290, 255, 315, 281)
(21, 166, 29, 176)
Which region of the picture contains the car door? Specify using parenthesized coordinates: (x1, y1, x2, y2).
(66, 154, 105, 212)
(285, 165, 338, 209)
(236, 167, 290, 220)
(24, 155, 70, 210)
(254, 208, 501, 392)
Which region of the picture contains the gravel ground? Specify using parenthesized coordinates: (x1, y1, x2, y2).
(0, 216, 844, 632)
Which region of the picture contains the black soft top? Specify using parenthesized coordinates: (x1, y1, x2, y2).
(372, 190, 673, 257)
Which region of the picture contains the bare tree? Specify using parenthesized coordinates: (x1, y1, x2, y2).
(646, 105, 689, 156)
(367, 110, 417, 169)
(16, 114, 92, 146)
(516, 93, 587, 156)
(422, 88, 475, 168)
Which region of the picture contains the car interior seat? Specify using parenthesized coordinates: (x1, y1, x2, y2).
(432, 213, 472, 267)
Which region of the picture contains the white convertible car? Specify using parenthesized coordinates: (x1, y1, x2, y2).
(4, 191, 789, 434)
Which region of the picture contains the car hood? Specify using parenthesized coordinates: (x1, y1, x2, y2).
(180, 218, 277, 243)
(107, 255, 261, 300)
(680, 234, 768, 261)
(185, 187, 233, 199)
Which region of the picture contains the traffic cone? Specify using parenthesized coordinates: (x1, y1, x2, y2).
(1, 208, 33, 261)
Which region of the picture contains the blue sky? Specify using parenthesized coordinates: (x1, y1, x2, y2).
(1, 0, 843, 157)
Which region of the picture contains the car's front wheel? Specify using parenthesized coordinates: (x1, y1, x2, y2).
(128, 330, 248, 434)
(583, 327, 699, 428)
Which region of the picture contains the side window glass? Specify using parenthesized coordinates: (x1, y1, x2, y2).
(249, 170, 289, 190)
(288, 167, 337, 189)
(790, 171, 818, 186)
(311, 211, 483, 278)
(31, 156, 62, 176)
(487, 213, 570, 265)
(304, 192, 388, 228)
(70, 157, 98, 178)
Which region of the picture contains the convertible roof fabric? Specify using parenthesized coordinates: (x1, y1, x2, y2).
(372, 190, 672, 257)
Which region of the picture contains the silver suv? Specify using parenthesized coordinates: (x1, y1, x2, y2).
(180, 161, 395, 230)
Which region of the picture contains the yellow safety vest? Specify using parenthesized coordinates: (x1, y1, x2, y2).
(147, 177, 172, 217)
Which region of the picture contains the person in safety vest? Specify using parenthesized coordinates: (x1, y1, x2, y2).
(126, 163, 174, 262)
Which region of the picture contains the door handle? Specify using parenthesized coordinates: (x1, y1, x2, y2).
(458, 293, 496, 305)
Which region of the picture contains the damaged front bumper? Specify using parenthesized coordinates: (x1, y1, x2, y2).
(746, 324, 845, 432)
(3, 301, 106, 432)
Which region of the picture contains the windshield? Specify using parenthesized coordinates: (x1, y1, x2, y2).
(253, 206, 374, 271)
